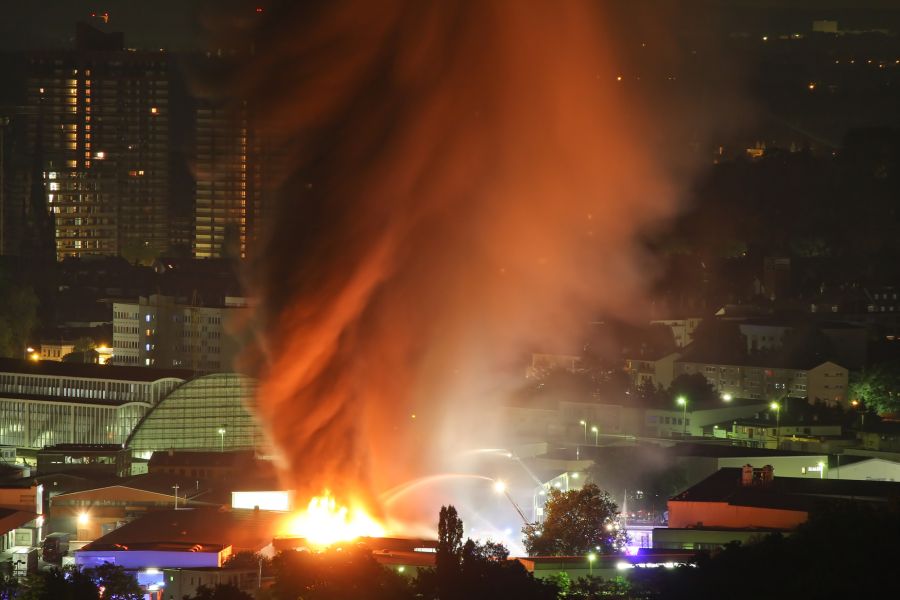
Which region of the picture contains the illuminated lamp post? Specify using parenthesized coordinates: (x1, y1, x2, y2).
(492, 479, 529, 525)
(579, 420, 587, 442)
(587, 552, 597, 576)
(591, 426, 599, 445)
(676, 396, 687, 436)
(770, 402, 781, 450)
(722, 393, 733, 402)
(851, 399, 866, 431)
(217, 426, 226, 453)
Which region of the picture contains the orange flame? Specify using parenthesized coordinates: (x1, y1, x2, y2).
(282, 491, 385, 546)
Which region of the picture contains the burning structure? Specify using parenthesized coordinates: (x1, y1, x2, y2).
(221, 0, 701, 539)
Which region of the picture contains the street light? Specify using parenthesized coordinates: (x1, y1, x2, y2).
(217, 426, 226, 452)
(492, 478, 528, 524)
(579, 420, 587, 442)
(817, 460, 825, 480)
(587, 552, 597, 577)
(722, 393, 733, 402)
(676, 396, 687, 436)
(591, 426, 599, 445)
(770, 402, 781, 450)
(851, 399, 866, 431)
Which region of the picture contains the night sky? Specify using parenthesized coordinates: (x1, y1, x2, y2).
(3, 0, 900, 52)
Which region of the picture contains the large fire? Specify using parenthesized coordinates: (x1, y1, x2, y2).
(282, 492, 386, 547)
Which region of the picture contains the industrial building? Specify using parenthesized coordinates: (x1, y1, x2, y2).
(127, 373, 265, 457)
(655, 465, 900, 550)
(0, 358, 188, 449)
(36, 443, 132, 478)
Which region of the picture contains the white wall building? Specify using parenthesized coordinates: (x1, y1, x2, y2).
(113, 295, 248, 371)
(0, 358, 188, 448)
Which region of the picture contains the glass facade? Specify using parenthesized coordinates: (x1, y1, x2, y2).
(0, 398, 149, 448)
(0, 373, 183, 404)
(127, 373, 264, 454)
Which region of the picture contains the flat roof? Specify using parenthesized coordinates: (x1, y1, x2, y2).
(671, 467, 900, 512)
(0, 390, 148, 407)
(79, 507, 283, 553)
(730, 418, 843, 428)
(0, 357, 192, 382)
(39, 444, 127, 453)
(149, 450, 256, 468)
(0, 509, 37, 533)
(669, 443, 819, 458)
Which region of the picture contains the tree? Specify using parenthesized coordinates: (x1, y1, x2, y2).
(20, 566, 98, 600)
(223, 550, 271, 577)
(187, 584, 253, 600)
(849, 362, 900, 415)
(523, 483, 626, 556)
(668, 373, 718, 407)
(417, 506, 556, 600)
(270, 547, 413, 600)
(437, 505, 464, 573)
(84, 563, 143, 600)
(0, 271, 38, 358)
(0, 575, 20, 600)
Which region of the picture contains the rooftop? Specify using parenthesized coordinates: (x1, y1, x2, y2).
(669, 443, 819, 459)
(671, 467, 900, 512)
(0, 390, 141, 407)
(79, 507, 282, 553)
(0, 357, 192, 382)
(676, 349, 839, 371)
(0, 508, 37, 533)
(38, 444, 128, 453)
(148, 450, 258, 468)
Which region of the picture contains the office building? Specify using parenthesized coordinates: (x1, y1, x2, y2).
(113, 294, 247, 370)
(193, 101, 248, 259)
(22, 23, 185, 260)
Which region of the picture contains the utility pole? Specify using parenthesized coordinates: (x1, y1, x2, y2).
(172, 484, 180, 509)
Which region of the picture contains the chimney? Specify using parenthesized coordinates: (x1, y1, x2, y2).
(741, 464, 754, 486)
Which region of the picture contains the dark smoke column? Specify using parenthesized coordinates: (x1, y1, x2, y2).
(238, 0, 681, 512)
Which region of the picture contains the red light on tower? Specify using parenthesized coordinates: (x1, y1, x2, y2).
(256, 7, 264, 13)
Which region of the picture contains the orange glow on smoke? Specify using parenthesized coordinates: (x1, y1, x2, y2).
(282, 492, 385, 546)
(239, 0, 695, 527)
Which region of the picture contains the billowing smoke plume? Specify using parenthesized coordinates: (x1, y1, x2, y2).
(235, 0, 690, 516)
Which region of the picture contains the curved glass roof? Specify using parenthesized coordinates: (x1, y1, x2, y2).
(126, 373, 266, 454)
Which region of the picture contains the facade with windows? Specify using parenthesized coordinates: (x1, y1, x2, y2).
(0, 397, 149, 448)
(127, 373, 264, 456)
(674, 360, 848, 407)
(24, 24, 176, 260)
(0, 358, 187, 404)
(113, 295, 247, 371)
(0, 358, 189, 449)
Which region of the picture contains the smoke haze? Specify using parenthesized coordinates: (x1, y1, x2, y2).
(233, 0, 708, 524)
